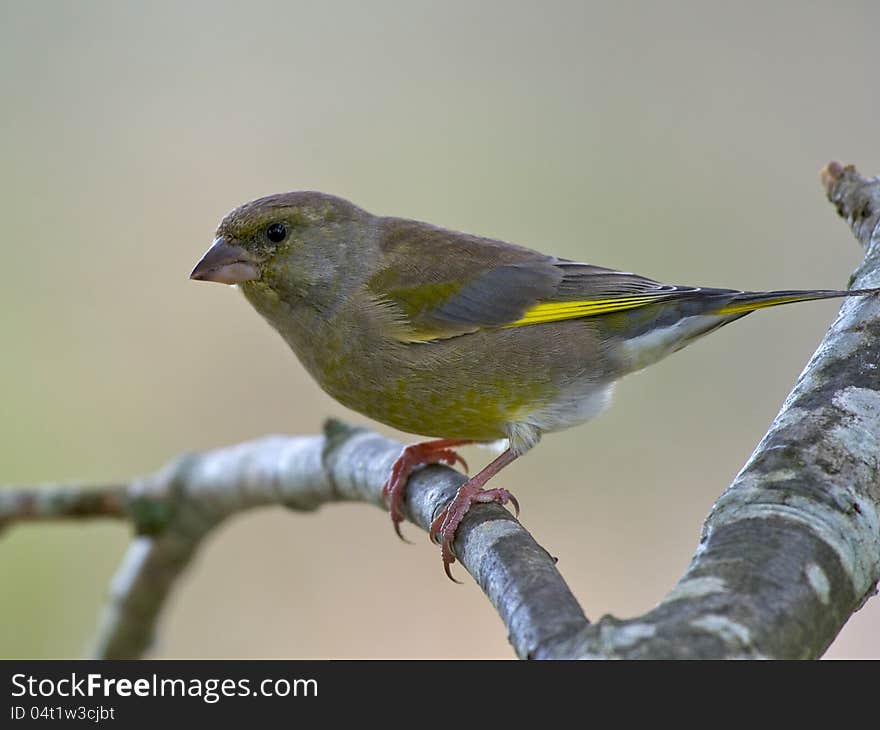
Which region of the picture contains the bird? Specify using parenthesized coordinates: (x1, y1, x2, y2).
(190, 191, 877, 580)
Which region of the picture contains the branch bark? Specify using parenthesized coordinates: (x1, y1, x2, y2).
(560, 161, 880, 658)
(90, 425, 587, 659)
(3, 162, 878, 659)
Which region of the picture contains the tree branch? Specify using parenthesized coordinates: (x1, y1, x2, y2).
(87, 426, 586, 659)
(558, 161, 880, 658)
(0, 484, 127, 532)
(3, 162, 878, 659)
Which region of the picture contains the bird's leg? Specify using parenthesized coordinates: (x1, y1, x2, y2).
(429, 448, 521, 581)
(382, 439, 472, 541)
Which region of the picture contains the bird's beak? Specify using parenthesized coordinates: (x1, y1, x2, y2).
(190, 237, 261, 285)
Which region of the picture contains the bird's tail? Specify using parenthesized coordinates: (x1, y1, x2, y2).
(711, 288, 880, 316)
(616, 285, 878, 375)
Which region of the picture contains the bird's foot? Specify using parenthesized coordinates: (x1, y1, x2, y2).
(382, 439, 471, 541)
(429, 480, 520, 582)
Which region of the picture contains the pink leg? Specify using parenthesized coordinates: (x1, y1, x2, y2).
(429, 449, 521, 582)
(382, 439, 472, 541)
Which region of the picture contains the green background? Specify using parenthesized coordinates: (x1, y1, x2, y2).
(2, 0, 878, 658)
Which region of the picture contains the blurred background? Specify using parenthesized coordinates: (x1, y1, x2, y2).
(2, 0, 878, 658)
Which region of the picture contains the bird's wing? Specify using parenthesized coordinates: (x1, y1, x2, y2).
(367, 217, 710, 342)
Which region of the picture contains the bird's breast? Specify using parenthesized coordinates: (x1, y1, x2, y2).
(242, 283, 618, 442)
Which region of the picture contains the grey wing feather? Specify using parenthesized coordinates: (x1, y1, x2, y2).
(432, 262, 562, 325)
(554, 261, 703, 299)
(429, 258, 723, 329)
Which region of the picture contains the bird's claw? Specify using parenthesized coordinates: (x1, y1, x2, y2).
(429, 484, 519, 581)
(382, 440, 471, 542)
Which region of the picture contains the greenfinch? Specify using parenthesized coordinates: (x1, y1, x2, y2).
(191, 192, 876, 579)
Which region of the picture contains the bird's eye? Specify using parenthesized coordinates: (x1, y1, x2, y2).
(266, 222, 287, 243)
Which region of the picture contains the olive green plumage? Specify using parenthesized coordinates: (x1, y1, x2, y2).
(191, 191, 875, 455)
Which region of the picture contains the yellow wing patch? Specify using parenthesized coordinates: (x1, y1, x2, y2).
(503, 295, 671, 328)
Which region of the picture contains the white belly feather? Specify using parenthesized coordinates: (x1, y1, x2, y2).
(506, 381, 616, 454)
(619, 315, 726, 373)
(502, 314, 728, 454)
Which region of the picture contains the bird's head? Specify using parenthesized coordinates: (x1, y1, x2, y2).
(190, 191, 369, 299)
